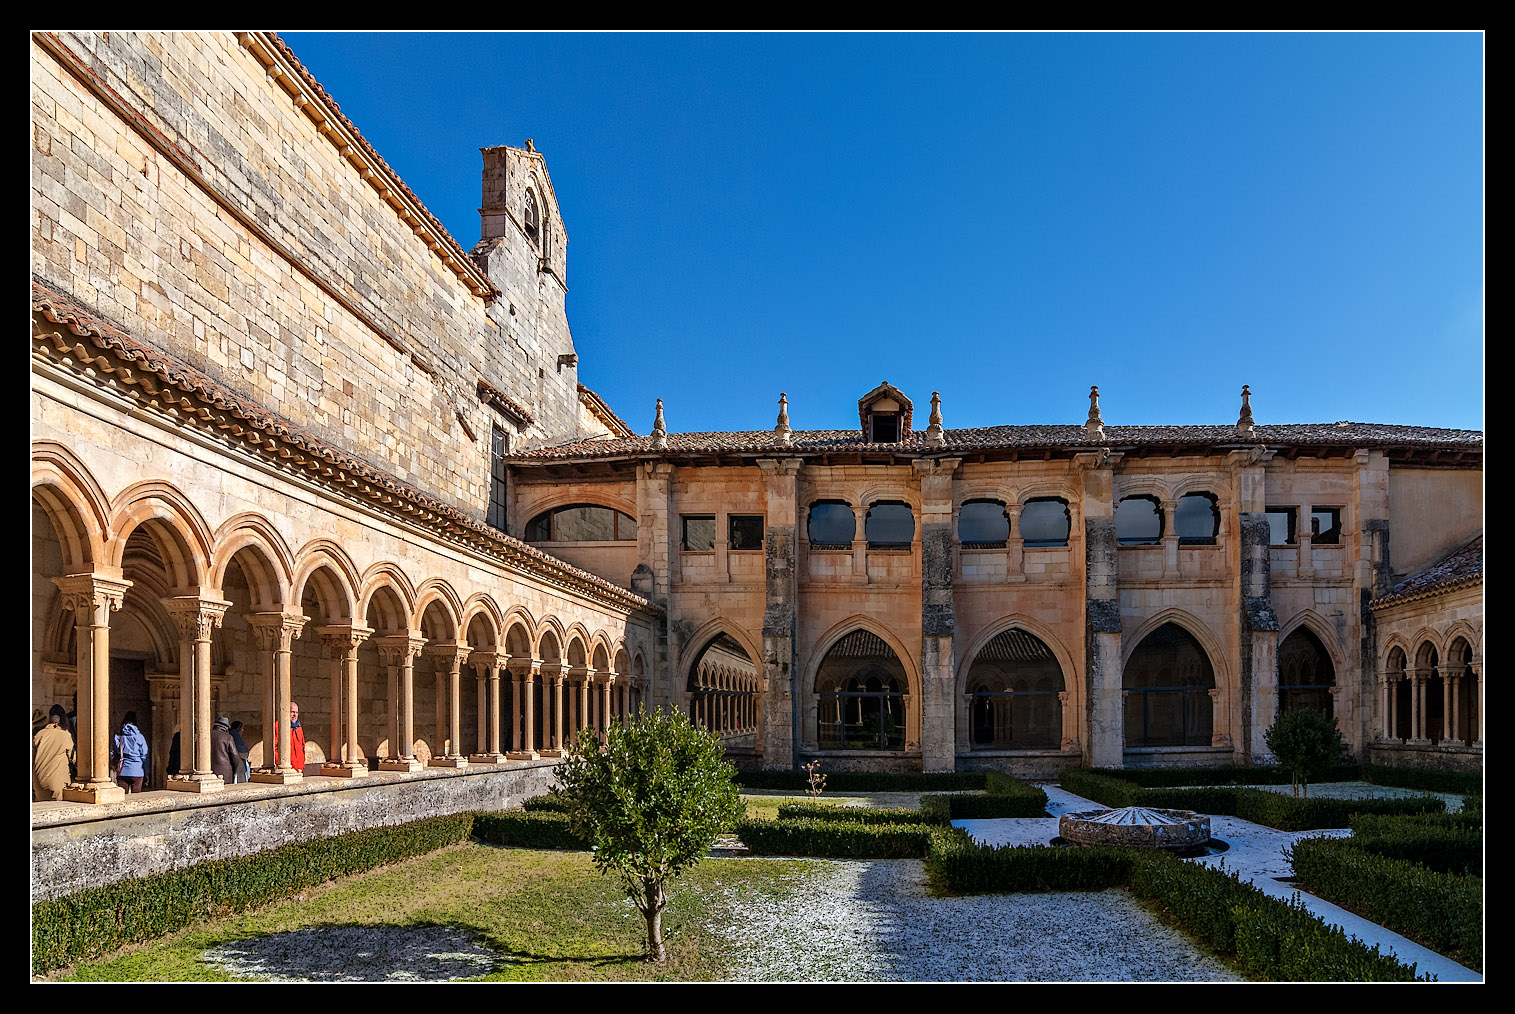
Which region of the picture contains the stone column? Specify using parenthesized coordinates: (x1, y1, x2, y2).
(1437, 666, 1454, 744)
(573, 668, 593, 744)
(757, 458, 802, 769)
(1079, 451, 1124, 768)
(53, 574, 132, 803)
(1161, 499, 1180, 577)
(505, 658, 539, 759)
(601, 678, 613, 738)
(248, 612, 308, 783)
(1390, 674, 1401, 740)
(1005, 503, 1025, 583)
(469, 651, 507, 764)
(915, 457, 961, 773)
(488, 657, 504, 757)
(1409, 671, 1427, 744)
(375, 636, 425, 771)
(1471, 662, 1483, 747)
(1297, 506, 1314, 579)
(851, 504, 869, 584)
(427, 645, 472, 768)
(318, 625, 371, 777)
(1058, 690, 1076, 752)
(163, 596, 230, 793)
(1378, 673, 1392, 740)
(1449, 674, 1462, 746)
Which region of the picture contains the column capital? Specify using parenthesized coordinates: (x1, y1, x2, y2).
(756, 457, 804, 476)
(472, 650, 510, 672)
(1074, 449, 1121, 472)
(246, 611, 308, 650)
(316, 624, 373, 651)
(911, 457, 962, 476)
(539, 660, 568, 678)
(161, 595, 231, 640)
(426, 642, 475, 669)
(567, 664, 594, 679)
(52, 573, 132, 614)
(374, 634, 426, 665)
(505, 656, 537, 676)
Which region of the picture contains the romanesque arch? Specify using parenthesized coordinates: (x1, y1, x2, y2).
(1277, 613, 1340, 718)
(808, 617, 920, 753)
(1121, 619, 1219, 750)
(955, 619, 1075, 753)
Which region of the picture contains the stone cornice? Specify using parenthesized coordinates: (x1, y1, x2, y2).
(239, 32, 498, 301)
(477, 378, 536, 427)
(577, 383, 635, 439)
(32, 283, 659, 619)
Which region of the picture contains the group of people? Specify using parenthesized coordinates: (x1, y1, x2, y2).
(32, 700, 308, 802)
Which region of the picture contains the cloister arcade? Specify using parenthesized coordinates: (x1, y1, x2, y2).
(686, 633, 761, 741)
(1122, 622, 1220, 750)
(1379, 633, 1481, 748)
(811, 627, 916, 753)
(957, 626, 1072, 753)
(32, 451, 648, 805)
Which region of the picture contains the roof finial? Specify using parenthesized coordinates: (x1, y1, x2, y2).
(774, 392, 792, 445)
(651, 397, 667, 450)
(1085, 385, 1105, 441)
(524, 138, 536, 153)
(1236, 384, 1256, 438)
(924, 391, 946, 448)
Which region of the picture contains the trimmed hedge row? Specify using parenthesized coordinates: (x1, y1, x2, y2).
(521, 794, 571, 813)
(473, 811, 588, 850)
(735, 818, 957, 859)
(1287, 836, 1483, 971)
(1086, 763, 1481, 797)
(1345, 814, 1483, 876)
(735, 771, 986, 792)
(925, 841, 1428, 981)
(776, 802, 933, 825)
(32, 812, 476, 976)
(919, 793, 1047, 822)
(1060, 769, 1445, 831)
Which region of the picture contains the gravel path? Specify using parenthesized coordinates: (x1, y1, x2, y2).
(704, 858, 1241, 982)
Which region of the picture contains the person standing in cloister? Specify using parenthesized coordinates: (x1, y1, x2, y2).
(274, 702, 308, 774)
(33, 706, 74, 802)
(114, 711, 148, 794)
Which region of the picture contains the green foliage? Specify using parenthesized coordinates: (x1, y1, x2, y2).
(1356, 764, 1482, 796)
(1264, 709, 1346, 797)
(474, 811, 588, 850)
(31, 813, 475, 976)
(1061, 768, 1444, 831)
(552, 707, 744, 961)
(521, 794, 572, 813)
(925, 841, 1133, 894)
(775, 802, 932, 825)
(1345, 813, 1483, 876)
(1081, 762, 1481, 797)
(736, 818, 942, 858)
(1126, 853, 1263, 953)
(1287, 836, 1483, 970)
(1231, 895, 1431, 981)
(734, 771, 986, 792)
(919, 792, 1048, 821)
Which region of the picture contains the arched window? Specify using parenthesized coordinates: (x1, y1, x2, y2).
(523, 189, 541, 246)
(958, 500, 1008, 548)
(524, 504, 636, 542)
(865, 501, 914, 548)
(1175, 493, 1219, 545)
(815, 629, 909, 751)
(962, 628, 1064, 750)
(1279, 627, 1334, 718)
(1122, 623, 1215, 748)
(807, 501, 855, 549)
(687, 634, 759, 739)
(1116, 495, 1163, 546)
(1021, 498, 1071, 547)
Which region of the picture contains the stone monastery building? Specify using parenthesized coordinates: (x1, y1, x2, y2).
(32, 29, 1482, 857)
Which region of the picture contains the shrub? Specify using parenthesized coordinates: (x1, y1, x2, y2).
(553, 707, 744, 962)
(735, 818, 941, 859)
(919, 792, 1048, 821)
(473, 811, 587, 850)
(1231, 895, 1431, 981)
(776, 802, 932, 825)
(1264, 709, 1346, 798)
(1345, 814, 1483, 876)
(734, 771, 986, 792)
(925, 841, 1133, 895)
(1126, 853, 1264, 953)
(521, 794, 571, 813)
(32, 813, 475, 975)
(1356, 764, 1483, 796)
(1287, 836, 1482, 970)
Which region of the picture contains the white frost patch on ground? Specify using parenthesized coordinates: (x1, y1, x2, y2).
(705, 859, 1241, 982)
(201, 926, 500, 982)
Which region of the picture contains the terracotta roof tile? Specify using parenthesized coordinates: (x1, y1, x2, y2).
(1373, 536, 1484, 608)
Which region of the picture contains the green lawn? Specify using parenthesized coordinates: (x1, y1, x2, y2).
(52, 843, 823, 982)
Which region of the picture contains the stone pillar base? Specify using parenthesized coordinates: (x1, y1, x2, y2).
(320, 762, 369, 778)
(471, 752, 509, 764)
(63, 782, 126, 804)
(504, 750, 539, 761)
(428, 755, 468, 769)
(377, 758, 424, 772)
(1408, 737, 1433, 746)
(538, 749, 563, 759)
(166, 774, 225, 793)
(250, 769, 304, 784)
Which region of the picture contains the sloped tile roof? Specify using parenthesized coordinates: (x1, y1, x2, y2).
(1373, 536, 1484, 608)
(511, 421, 1483, 461)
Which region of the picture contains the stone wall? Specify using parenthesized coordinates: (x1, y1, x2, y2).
(31, 762, 559, 901)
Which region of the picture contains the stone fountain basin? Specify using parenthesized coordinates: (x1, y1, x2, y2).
(1058, 806, 1211, 850)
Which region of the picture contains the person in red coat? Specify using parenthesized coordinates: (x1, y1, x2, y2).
(274, 701, 307, 773)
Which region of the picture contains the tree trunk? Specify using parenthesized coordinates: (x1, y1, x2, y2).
(641, 879, 667, 962)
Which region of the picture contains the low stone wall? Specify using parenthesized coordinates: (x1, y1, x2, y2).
(1118, 747, 1239, 770)
(1367, 742, 1483, 774)
(955, 752, 1080, 780)
(30, 761, 558, 902)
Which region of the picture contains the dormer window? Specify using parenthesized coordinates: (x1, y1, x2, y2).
(857, 382, 913, 443)
(523, 189, 541, 246)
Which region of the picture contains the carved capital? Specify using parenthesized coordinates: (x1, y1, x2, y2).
(375, 635, 426, 667)
(246, 612, 309, 651)
(1227, 446, 1275, 468)
(426, 642, 475, 671)
(316, 624, 373, 653)
(756, 457, 804, 477)
(911, 457, 962, 476)
(52, 574, 132, 616)
(1073, 449, 1118, 473)
(161, 596, 231, 641)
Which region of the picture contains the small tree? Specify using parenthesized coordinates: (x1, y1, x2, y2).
(553, 706, 744, 962)
(1264, 707, 1345, 798)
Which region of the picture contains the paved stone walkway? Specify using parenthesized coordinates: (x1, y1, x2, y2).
(953, 784, 1481, 983)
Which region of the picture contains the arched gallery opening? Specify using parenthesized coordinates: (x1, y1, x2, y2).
(1123, 623, 1215, 749)
(814, 629, 909, 751)
(1278, 627, 1335, 718)
(686, 633, 758, 738)
(961, 627, 1064, 750)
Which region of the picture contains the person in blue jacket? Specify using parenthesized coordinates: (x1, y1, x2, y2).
(114, 711, 149, 794)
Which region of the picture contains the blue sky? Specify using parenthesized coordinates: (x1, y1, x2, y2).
(282, 32, 1484, 434)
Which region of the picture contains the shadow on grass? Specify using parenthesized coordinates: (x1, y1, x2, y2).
(199, 922, 507, 982)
